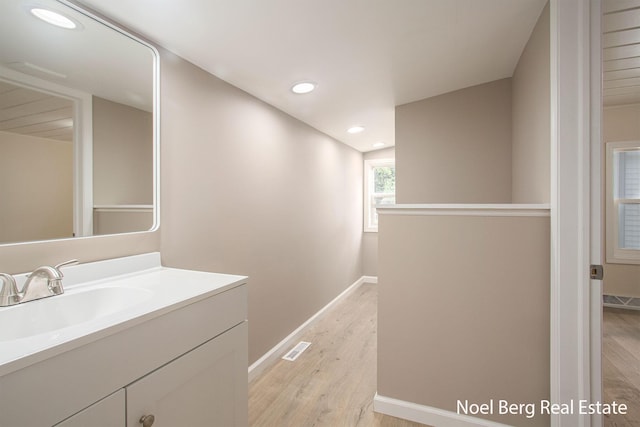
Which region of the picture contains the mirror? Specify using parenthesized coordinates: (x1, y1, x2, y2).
(0, 0, 158, 244)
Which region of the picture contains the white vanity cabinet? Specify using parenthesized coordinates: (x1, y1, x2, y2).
(55, 391, 126, 427)
(56, 322, 248, 427)
(0, 259, 248, 427)
(127, 322, 248, 427)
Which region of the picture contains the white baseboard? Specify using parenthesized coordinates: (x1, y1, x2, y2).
(248, 275, 377, 382)
(374, 394, 511, 427)
(603, 294, 640, 311)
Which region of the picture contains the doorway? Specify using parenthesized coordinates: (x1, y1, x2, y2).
(601, 2, 640, 425)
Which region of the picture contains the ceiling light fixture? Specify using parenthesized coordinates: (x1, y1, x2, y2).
(373, 142, 385, 148)
(291, 82, 316, 94)
(13, 61, 67, 79)
(347, 125, 365, 134)
(30, 7, 78, 29)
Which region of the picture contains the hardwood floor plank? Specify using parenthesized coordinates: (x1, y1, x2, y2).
(249, 283, 429, 427)
(251, 299, 640, 426)
(603, 308, 640, 426)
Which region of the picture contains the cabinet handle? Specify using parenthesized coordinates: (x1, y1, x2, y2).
(140, 414, 155, 427)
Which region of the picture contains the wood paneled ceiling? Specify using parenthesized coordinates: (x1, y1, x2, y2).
(0, 80, 73, 142)
(604, 0, 640, 106)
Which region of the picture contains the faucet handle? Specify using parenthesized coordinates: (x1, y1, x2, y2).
(48, 260, 79, 295)
(55, 259, 79, 269)
(0, 273, 19, 307)
(54, 259, 79, 274)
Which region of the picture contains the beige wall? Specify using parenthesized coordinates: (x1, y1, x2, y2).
(379, 13, 551, 423)
(158, 50, 364, 364)
(0, 131, 73, 243)
(512, 2, 550, 203)
(395, 78, 512, 204)
(93, 208, 154, 235)
(602, 104, 640, 297)
(394, 3, 549, 206)
(0, 45, 363, 367)
(362, 147, 395, 277)
(93, 96, 153, 205)
(378, 212, 550, 426)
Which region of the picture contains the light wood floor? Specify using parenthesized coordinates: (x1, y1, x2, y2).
(603, 307, 640, 426)
(249, 283, 429, 427)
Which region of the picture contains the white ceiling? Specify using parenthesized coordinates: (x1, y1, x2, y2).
(74, 0, 547, 152)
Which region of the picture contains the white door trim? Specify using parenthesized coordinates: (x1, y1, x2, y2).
(589, 0, 603, 425)
(550, 1, 595, 426)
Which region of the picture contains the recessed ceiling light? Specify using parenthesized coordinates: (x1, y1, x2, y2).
(30, 8, 78, 29)
(347, 126, 365, 134)
(291, 82, 316, 94)
(373, 142, 385, 148)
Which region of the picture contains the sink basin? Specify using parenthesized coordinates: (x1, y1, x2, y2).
(0, 254, 248, 382)
(0, 286, 153, 342)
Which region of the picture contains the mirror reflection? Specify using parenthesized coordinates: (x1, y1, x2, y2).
(0, 0, 157, 244)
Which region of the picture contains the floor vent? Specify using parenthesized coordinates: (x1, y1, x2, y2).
(282, 341, 311, 361)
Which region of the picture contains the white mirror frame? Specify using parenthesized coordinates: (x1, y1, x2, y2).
(0, 0, 160, 247)
(62, 0, 161, 239)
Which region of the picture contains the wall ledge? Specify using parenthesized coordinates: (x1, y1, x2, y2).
(377, 204, 550, 217)
(93, 205, 154, 212)
(374, 394, 512, 427)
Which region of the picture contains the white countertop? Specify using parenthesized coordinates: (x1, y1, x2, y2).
(0, 253, 247, 377)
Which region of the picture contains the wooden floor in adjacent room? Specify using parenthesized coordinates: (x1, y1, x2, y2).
(248, 283, 429, 427)
(603, 307, 640, 427)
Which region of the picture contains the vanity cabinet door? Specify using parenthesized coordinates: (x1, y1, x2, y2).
(54, 390, 125, 427)
(126, 321, 248, 427)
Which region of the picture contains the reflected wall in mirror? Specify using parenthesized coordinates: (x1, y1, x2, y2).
(0, 0, 158, 245)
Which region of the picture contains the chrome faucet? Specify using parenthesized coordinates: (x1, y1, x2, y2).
(0, 273, 19, 306)
(0, 260, 79, 307)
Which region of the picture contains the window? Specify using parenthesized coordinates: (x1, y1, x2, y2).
(606, 141, 640, 263)
(364, 158, 395, 232)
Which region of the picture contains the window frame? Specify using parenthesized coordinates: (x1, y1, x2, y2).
(606, 141, 640, 264)
(364, 158, 395, 233)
